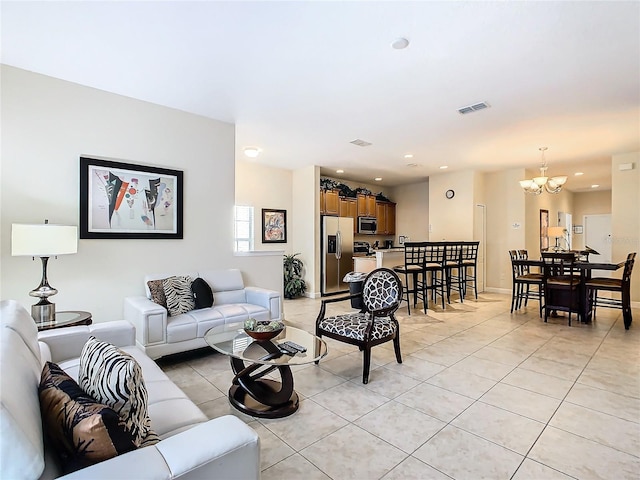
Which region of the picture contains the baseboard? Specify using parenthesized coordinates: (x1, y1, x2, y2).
(484, 287, 511, 295)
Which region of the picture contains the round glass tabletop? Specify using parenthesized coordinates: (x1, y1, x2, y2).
(37, 310, 92, 330)
(204, 322, 327, 366)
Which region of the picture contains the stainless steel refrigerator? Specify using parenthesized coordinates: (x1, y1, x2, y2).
(322, 216, 354, 295)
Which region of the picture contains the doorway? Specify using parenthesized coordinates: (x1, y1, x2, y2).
(474, 204, 486, 293)
(584, 214, 613, 277)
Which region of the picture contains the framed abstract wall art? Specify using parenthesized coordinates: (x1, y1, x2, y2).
(80, 157, 183, 239)
(540, 209, 549, 252)
(262, 209, 287, 243)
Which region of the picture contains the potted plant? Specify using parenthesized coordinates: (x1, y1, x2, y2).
(283, 253, 306, 299)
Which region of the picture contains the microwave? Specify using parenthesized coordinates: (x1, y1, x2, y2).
(358, 216, 377, 234)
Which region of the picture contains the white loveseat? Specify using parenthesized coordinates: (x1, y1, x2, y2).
(124, 269, 282, 359)
(0, 299, 261, 480)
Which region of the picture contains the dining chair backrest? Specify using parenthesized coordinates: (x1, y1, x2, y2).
(542, 252, 578, 280)
(509, 250, 521, 279)
(461, 242, 480, 263)
(362, 268, 403, 314)
(403, 242, 427, 267)
(425, 243, 446, 265)
(622, 252, 637, 283)
(445, 242, 463, 264)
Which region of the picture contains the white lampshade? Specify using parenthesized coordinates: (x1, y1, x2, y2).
(547, 226, 565, 238)
(12, 224, 78, 257)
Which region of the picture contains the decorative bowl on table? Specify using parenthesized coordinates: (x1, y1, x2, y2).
(243, 319, 284, 341)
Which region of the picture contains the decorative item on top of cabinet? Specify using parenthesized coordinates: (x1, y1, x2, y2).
(376, 202, 396, 235)
(357, 194, 377, 217)
(321, 190, 340, 216)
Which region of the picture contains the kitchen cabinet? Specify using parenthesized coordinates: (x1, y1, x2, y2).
(339, 197, 357, 232)
(357, 194, 376, 217)
(321, 190, 340, 216)
(376, 202, 396, 235)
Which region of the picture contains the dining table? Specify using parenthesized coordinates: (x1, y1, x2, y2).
(513, 257, 629, 328)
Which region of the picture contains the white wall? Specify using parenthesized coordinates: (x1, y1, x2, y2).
(1, 66, 281, 321)
(393, 181, 429, 242)
(293, 166, 319, 297)
(235, 159, 293, 253)
(572, 190, 611, 250)
(428, 170, 476, 240)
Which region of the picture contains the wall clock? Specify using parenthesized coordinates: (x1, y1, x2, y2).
(445, 189, 455, 199)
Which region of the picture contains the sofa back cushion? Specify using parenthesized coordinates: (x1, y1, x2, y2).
(200, 269, 247, 305)
(0, 300, 45, 479)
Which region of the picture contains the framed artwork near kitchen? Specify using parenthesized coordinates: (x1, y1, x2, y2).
(540, 209, 549, 252)
(80, 157, 183, 239)
(262, 208, 287, 243)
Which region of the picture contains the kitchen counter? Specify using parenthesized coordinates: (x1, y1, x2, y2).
(353, 249, 404, 274)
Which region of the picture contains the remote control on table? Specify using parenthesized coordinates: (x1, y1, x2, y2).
(279, 343, 298, 355)
(281, 340, 307, 353)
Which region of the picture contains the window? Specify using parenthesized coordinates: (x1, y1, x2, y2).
(234, 205, 254, 252)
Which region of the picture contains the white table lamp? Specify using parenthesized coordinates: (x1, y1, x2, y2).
(11, 221, 78, 322)
(547, 226, 566, 252)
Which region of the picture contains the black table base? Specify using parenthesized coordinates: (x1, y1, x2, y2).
(228, 345, 299, 418)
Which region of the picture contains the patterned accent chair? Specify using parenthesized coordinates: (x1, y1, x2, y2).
(315, 268, 403, 384)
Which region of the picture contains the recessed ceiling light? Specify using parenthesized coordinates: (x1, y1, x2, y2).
(374, 177, 383, 182)
(404, 154, 414, 159)
(575, 172, 584, 176)
(336, 169, 344, 174)
(391, 38, 409, 50)
(591, 184, 599, 188)
(439, 165, 448, 169)
(243, 147, 260, 158)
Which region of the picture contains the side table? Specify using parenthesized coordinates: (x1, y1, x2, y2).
(36, 310, 92, 331)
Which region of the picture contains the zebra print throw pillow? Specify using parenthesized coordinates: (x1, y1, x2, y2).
(39, 361, 137, 472)
(163, 275, 195, 316)
(78, 337, 159, 448)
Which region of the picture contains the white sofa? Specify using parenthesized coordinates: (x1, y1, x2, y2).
(0, 299, 261, 480)
(124, 269, 282, 359)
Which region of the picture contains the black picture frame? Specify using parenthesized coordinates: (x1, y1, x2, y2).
(80, 157, 183, 239)
(262, 209, 287, 243)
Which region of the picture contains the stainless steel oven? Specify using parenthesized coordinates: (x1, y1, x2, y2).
(358, 216, 377, 234)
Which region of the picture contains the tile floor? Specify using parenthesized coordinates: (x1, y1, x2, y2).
(158, 292, 640, 480)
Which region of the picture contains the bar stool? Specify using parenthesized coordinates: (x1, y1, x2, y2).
(509, 250, 544, 317)
(444, 242, 464, 303)
(392, 242, 427, 315)
(585, 252, 635, 329)
(425, 242, 446, 309)
(460, 241, 480, 300)
(542, 252, 581, 326)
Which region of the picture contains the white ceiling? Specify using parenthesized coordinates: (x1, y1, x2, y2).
(2, 1, 639, 191)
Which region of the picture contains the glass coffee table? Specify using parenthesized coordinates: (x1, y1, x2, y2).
(205, 322, 327, 418)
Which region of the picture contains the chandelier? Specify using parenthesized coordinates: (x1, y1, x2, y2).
(519, 147, 567, 195)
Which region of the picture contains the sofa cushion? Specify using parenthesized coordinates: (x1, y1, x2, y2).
(39, 362, 137, 472)
(0, 300, 45, 480)
(163, 275, 196, 316)
(191, 277, 214, 309)
(78, 337, 159, 447)
(147, 279, 168, 309)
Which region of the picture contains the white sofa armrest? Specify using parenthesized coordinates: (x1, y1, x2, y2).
(245, 286, 282, 321)
(124, 296, 168, 348)
(58, 415, 260, 480)
(37, 321, 135, 364)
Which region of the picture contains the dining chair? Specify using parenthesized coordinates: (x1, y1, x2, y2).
(392, 242, 427, 315)
(461, 241, 480, 299)
(315, 268, 403, 384)
(509, 250, 544, 316)
(425, 242, 447, 309)
(444, 242, 464, 303)
(542, 251, 581, 325)
(585, 252, 636, 329)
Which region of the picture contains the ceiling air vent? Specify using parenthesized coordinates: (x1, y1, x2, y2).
(350, 139, 372, 147)
(457, 101, 490, 115)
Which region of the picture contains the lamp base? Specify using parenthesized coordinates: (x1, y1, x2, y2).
(32, 299, 55, 323)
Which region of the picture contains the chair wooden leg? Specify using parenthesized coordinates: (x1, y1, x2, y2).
(363, 345, 372, 384)
(393, 331, 402, 364)
(511, 284, 517, 313)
